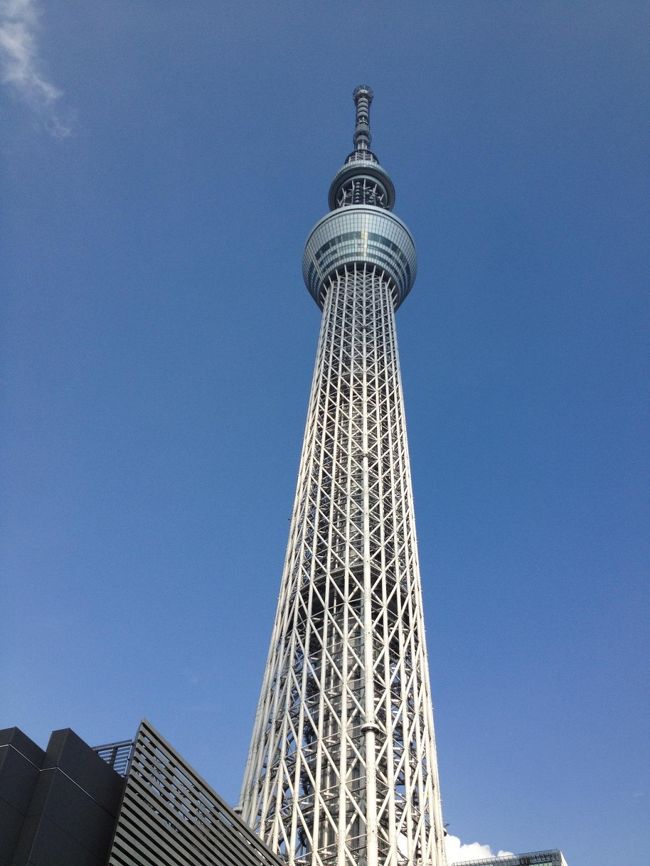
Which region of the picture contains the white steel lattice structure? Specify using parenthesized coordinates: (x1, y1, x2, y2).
(240, 87, 446, 866)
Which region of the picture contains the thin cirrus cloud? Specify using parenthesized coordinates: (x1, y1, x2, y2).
(0, 0, 71, 136)
(445, 833, 514, 864)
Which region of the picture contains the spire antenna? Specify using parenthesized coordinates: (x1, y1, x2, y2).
(327, 85, 395, 211)
(353, 84, 373, 151)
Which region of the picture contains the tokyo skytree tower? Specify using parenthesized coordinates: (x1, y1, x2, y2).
(240, 87, 446, 866)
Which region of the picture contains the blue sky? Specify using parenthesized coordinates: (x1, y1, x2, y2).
(1, 2, 648, 864)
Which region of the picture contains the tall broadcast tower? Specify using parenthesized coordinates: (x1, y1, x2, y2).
(240, 87, 446, 866)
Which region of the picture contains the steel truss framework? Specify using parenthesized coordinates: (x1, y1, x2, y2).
(241, 87, 446, 866)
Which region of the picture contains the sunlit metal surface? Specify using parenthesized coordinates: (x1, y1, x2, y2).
(241, 87, 446, 866)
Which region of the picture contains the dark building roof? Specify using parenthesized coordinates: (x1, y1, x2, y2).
(1, 720, 283, 866)
(0, 725, 123, 866)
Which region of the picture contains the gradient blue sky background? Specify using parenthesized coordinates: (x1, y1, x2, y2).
(2, 2, 648, 864)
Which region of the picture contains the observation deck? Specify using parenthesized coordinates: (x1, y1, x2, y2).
(303, 85, 417, 310)
(303, 205, 417, 309)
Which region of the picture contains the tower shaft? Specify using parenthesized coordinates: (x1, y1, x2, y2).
(241, 88, 445, 866)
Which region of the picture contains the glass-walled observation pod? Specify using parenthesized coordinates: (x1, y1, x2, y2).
(303, 205, 417, 309)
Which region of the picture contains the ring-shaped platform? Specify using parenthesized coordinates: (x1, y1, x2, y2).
(303, 206, 417, 310)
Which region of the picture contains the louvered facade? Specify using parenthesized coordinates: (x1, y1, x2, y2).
(107, 720, 283, 866)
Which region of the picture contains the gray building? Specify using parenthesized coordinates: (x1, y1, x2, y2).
(454, 851, 568, 866)
(105, 719, 284, 866)
(0, 725, 123, 866)
(0, 720, 282, 866)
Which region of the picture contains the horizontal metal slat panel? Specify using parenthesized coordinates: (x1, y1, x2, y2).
(107, 720, 283, 866)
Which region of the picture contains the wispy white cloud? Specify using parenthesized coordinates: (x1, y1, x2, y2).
(445, 833, 514, 864)
(0, 0, 71, 136)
